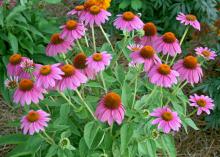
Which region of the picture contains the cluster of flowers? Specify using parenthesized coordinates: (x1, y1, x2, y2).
(5, 0, 216, 136)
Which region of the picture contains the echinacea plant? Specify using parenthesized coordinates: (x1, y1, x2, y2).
(1, 0, 218, 156)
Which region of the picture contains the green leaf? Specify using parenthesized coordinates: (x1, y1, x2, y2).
(138, 140, 156, 157)
(0, 134, 28, 145)
(119, 0, 131, 9)
(44, 0, 61, 4)
(84, 121, 100, 149)
(114, 64, 125, 85)
(46, 145, 59, 157)
(120, 123, 134, 154)
(183, 118, 199, 130)
(160, 135, 176, 157)
(131, 0, 142, 10)
(8, 33, 18, 52)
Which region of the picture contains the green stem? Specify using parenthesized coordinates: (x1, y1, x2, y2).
(165, 54, 170, 64)
(160, 87, 163, 107)
(187, 109, 197, 117)
(180, 26, 190, 45)
(59, 92, 77, 110)
(132, 75, 138, 109)
(84, 32, 89, 47)
(75, 89, 97, 120)
(100, 72, 107, 94)
(76, 39, 84, 52)
(99, 25, 114, 52)
(91, 25, 96, 52)
(61, 53, 68, 64)
(112, 32, 128, 67)
(170, 26, 190, 66)
(42, 131, 55, 144)
(39, 133, 52, 145)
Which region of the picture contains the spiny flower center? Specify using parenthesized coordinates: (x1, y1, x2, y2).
(50, 33, 64, 45)
(162, 32, 176, 43)
(9, 54, 22, 65)
(7, 80, 18, 89)
(84, 0, 96, 9)
(202, 50, 211, 57)
(19, 79, 34, 91)
(122, 11, 135, 21)
(183, 56, 198, 69)
(143, 22, 157, 36)
(40, 65, 51, 76)
(61, 64, 75, 77)
(104, 92, 121, 109)
(89, 5, 101, 15)
(186, 14, 197, 21)
(73, 53, 87, 69)
(162, 111, 173, 121)
(158, 64, 171, 75)
(75, 5, 85, 11)
(140, 46, 155, 59)
(27, 111, 40, 122)
(93, 53, 102, 61)
(196, 99, 206, 107)
(66, 20, 78, 30)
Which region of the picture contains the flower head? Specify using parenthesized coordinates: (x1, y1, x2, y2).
(148, 64, 179, 88)
(189, 94, 214, 115)
(13, 79, 45, 106)
(130, 45, 161, 71)
(154, 32, 181, 56)
(95, 92, 125, 125)
(7, 54, 27, 77)
(173, 55, 203, 84)
(56, 64, 87, 91)
(35, 64, 64, 89)
(20, 58, 35, 73)
(150, 106, 181, 133)
(73, 53, 97, 80)
(80, 5, 111, 27)
(4, 76, 18, 89)
(127, 43, 142, 52)
(195, 47, 217, 60)
(176, 13, 200, 31)
(60, 20, 86, 42)
(114, 11, 144, 32)
(86, 51, 112, 73)
(46, 33, 72, 56)
(21, 110, 50, 135)
(67, 5, 85, 17)
(140, 22, 158, 46)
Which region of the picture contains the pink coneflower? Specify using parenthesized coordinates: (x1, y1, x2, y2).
(80, 5, 111, 27)
(114, 11, 144, 32)
(35, 64, 64, 89)
(73, 53, 97, 80)
(46, 33, 72, 56)
(195, 47, 217, 60)
(127, 43, 142, 52)
(95, 92, 125, 125)
(7, 54, 26, 77)
(189, 94, 214, 115)
(130, 46, 161, 72)
(4, 76, 18, 89)
(148, 64, 179, 88)
(67, 5, 85, 17)
(13, 79, 45, 106)
(56, 64, 87, 91)
(173, 56, 203, 84)
(176, 13, 200, 31)
(21, 110, 50, 135)
(150, 106, 181, 133)
(60, 20, 86, 42)
(140, 22, 158, 46)
(86, 52, 112, 73)
(154, 32, 181, 56)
